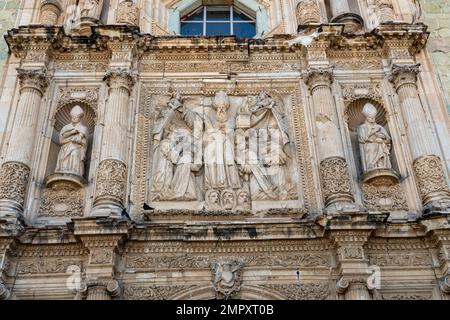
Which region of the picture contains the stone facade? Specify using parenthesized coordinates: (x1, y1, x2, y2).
(422, 0, 450, 113)
(0, 0, 449, 300)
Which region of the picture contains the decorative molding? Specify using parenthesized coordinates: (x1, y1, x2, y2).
(263, 282, 330, 300)
(125, 253, 331, 270)
(368, 253, 431, 266)
(123, 285, 194, 300)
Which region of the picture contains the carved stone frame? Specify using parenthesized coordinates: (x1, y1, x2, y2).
(131, 80, 316, 219)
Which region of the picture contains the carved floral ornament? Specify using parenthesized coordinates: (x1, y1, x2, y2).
(413, 155, 450, 205)
(319, 157, 353, 206)
(296, 0, 321, 25)
(389, 63, 420, 91)
(304, 68, 334, 92)
(95, 159, 127, 205)
(104, 69, 136, 93)
(0, 162, 31, 206)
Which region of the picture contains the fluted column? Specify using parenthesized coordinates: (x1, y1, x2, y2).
(0, 69, 49, 221)
(91, 69, 135, 217)
(390, 64, 450, 210)
(305, 68, 355, 211)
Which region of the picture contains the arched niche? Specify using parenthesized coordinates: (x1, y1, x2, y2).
(344, 98, 399, 178)
(46, 101, 97, 181)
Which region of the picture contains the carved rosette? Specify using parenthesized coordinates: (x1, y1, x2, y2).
(296, 0, 321, 25)
(413, 155, 450, 206)
(17, 68, 49, 95)
(39, 0, 62, 25)
(94, 159, 127, 206)
(320, 157, 354, 207)
(375, 0, 395, 23)
(0, 162, 31, 207)
(304, 68, 333, 92)
(116, 0, 138, 26)
(389, 64, 420, 92)
(104, 69, 135, 94)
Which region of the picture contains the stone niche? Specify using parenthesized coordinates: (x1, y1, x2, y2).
(324, 0, 365, 33)
(345, 98, 407, 212)
(38, 89, 98, 219)
(141, 90, 304, 213)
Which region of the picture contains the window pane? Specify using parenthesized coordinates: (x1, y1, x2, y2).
(182, 7, 204, 21)
(233, 9, 254, 21)
(206, 7, 230, 21)
(181, 23, 203, 36)
(206, 23, 231, 36)
(233, 22, 256, 38)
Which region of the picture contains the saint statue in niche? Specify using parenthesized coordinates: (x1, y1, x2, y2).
(357, 102, 392, 172)
(55, 105, 89, 177)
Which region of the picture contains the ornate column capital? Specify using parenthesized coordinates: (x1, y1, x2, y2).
(103, 69, 135, 94)
(304, 67, 334, 92)
(389, 63, 420, 91)
(296, 0, 321, 25)
(17, 68, 49, 95)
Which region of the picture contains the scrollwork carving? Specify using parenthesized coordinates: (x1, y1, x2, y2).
(319, 157, 354, 207)
(0, 162, 30, 206)
(263, 282, 330, 300)
(95, 159, 127, 206)
(413, 155, 450, 206)
(116, 0, 138, 26)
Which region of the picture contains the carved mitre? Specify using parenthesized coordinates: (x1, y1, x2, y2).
(213, 91, 230, 109)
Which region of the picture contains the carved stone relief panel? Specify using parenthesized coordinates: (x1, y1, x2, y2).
(133, 81, 314, 216)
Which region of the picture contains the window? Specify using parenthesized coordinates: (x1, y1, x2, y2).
(181, 6, 256, 38)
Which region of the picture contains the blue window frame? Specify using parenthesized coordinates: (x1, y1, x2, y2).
(181, 6, 256, 38)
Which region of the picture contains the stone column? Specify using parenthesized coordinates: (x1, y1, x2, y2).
(390, 64, 450, 211)
(305, 68, 356, 212)
(0, 69, 49, 222)
(296, 0, 321, 25)
(91, 69, 134, 218)
(84, 280, 120, 300)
